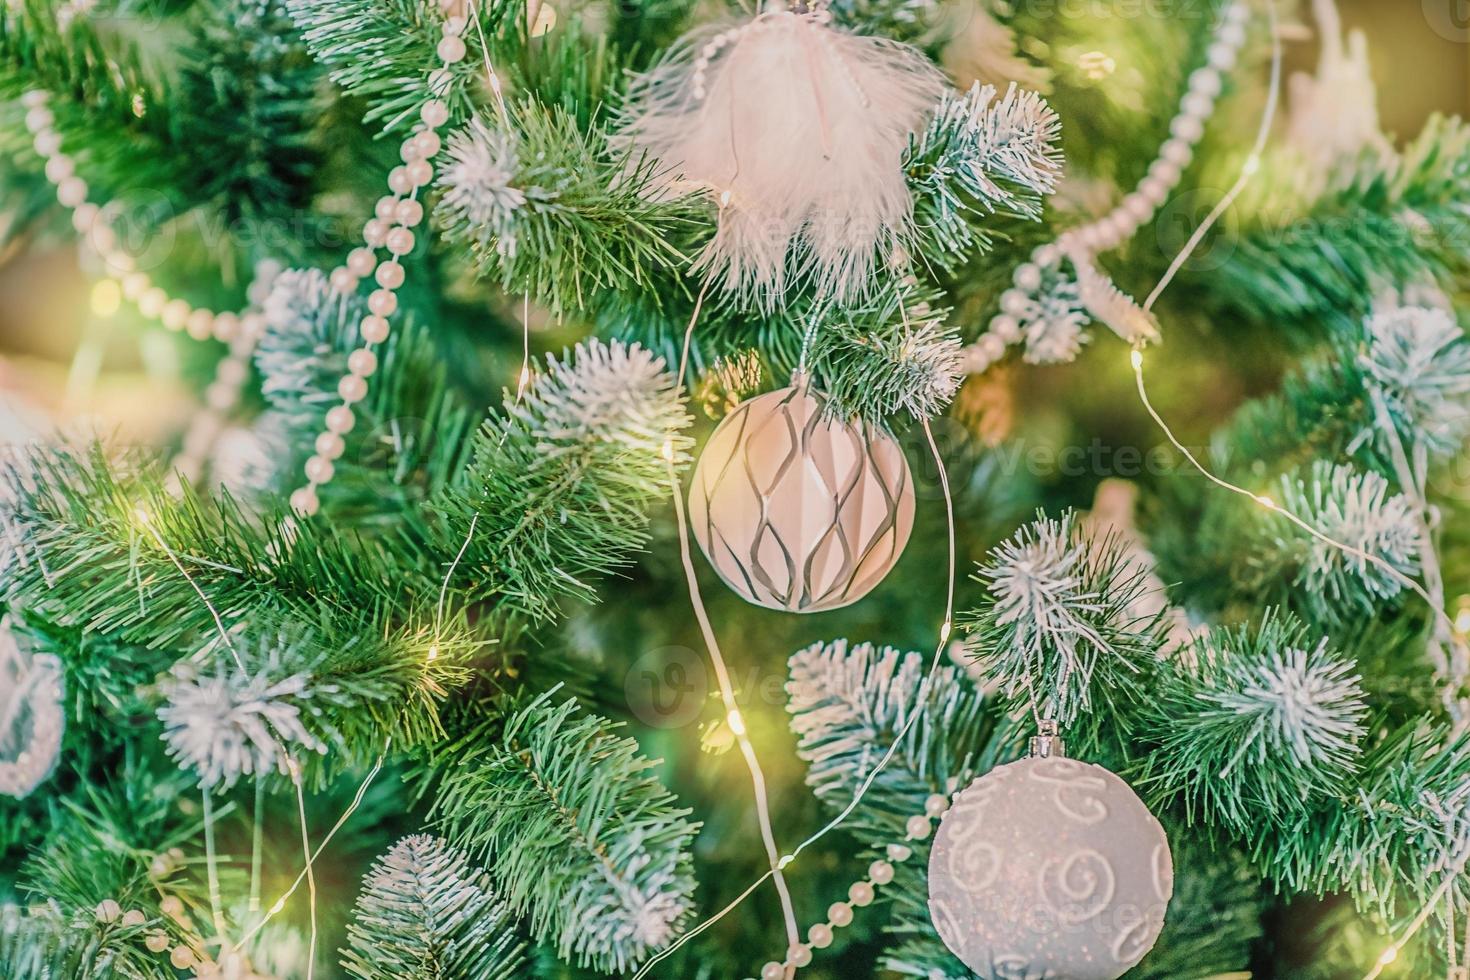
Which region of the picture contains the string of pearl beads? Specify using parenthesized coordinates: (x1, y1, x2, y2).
(168, 260, 283, 486)
(286, 19, 463, 518)
(21, 90, 265, 351)
(961, 0, 1251, 374)
(750, 793, 950, 980)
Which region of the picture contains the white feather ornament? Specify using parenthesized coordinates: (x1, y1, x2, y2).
(616, 2, 945, 310)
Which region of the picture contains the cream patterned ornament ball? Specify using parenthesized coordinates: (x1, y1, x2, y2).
(928, 754, 1173, 980)
(0, 622, 65, 800)
(689, 377, 915, 612)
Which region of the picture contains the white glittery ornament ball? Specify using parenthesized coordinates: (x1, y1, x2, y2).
(927, 755, 1173, 980)
(0, 622, 66, 800)
(689, 377, 915, 612)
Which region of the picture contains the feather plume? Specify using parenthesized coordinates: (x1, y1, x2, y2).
(616, 7, 945, 310)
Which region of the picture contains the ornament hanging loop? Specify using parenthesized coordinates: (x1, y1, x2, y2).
(1029, 719, 1066, 759)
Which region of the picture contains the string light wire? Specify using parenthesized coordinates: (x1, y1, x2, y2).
(1124, 4, 1466, 971)
(1142, 0, 1281, 314)
(134, 508, 244, 672)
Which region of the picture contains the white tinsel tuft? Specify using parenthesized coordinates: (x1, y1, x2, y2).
(1360, 304, 1470, 456)
(439, 118, 529, 258)
(1069, 250, 1159, 346)
(159, 663, 327, 788)
(518, 339, 681, 443)
(616, 10, 945, 309)
(1207, 640, 1367, 772)
(1281, 463, 1420, 603)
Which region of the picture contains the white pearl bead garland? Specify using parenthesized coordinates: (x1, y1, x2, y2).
(168, 261, 281, 486)
(748, 795, 947, 980)
(962, 0, 1251, 374)
(287, 11, 461, 517)
(21, 89, 258, 350)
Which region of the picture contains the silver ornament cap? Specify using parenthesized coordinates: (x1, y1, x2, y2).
(689, 379, 914, 612)
(927, 753, 1173, 979)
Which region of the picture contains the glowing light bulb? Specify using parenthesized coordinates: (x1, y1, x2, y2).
(1254, 494, 1277, 510)
(427, 644, 439, 662)
(1130, 349, 1144, 370)
(727, 709, 747, 737)
(91, 279, 122, 317)
(1378, 946, 1398, 966)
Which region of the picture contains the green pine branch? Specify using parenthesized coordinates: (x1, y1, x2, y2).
(341, 834, 527, 980)
(422, 692, 699, 974)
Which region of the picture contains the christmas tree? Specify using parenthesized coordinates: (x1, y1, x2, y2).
(2, 0, 1469, 976)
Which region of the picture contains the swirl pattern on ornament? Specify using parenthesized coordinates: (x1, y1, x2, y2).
(927, 755, 1173, 980)
(1040, 848, 1116, 924)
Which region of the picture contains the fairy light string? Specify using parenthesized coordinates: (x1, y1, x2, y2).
(1121, 3, 1470, 973)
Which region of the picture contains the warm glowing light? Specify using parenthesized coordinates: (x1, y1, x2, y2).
(1254, 494, 1277, 510)
(269, 899, 285, 916)
(1377, 946, 1398, 965)
(777, 854, 794, 870)
(661, 438, 675, 462)
(727, 709, 747, 737)
(134, 506, 152, 524)
(427, 644, 439, 662)
(718, 190, 733, 208)
(516, 366, 531, 391)
(1130, 349, 1143, 369)
(1077, 50, 1116, 79)
(91, 279, 122, 317)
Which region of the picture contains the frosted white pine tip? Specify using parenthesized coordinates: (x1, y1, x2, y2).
(1018, 277, 1090, 365)
(158, 665, 326, 788)
(1415, 786, 1470, 877)
(1212, 640, 1367, 770)
(439, 118, 528, 257)
(579, 858, 692, 973)
(983, 515, 1105, 657)
(520, 339, 680, 444)
(787, 639, 931, 757)
(1361, 304, 1470, 453)
(954, 81, 1063, 197)
(262, 267, 332, 336)
(1290, 464, 1420, 601)
(896, 320, 964, 419)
